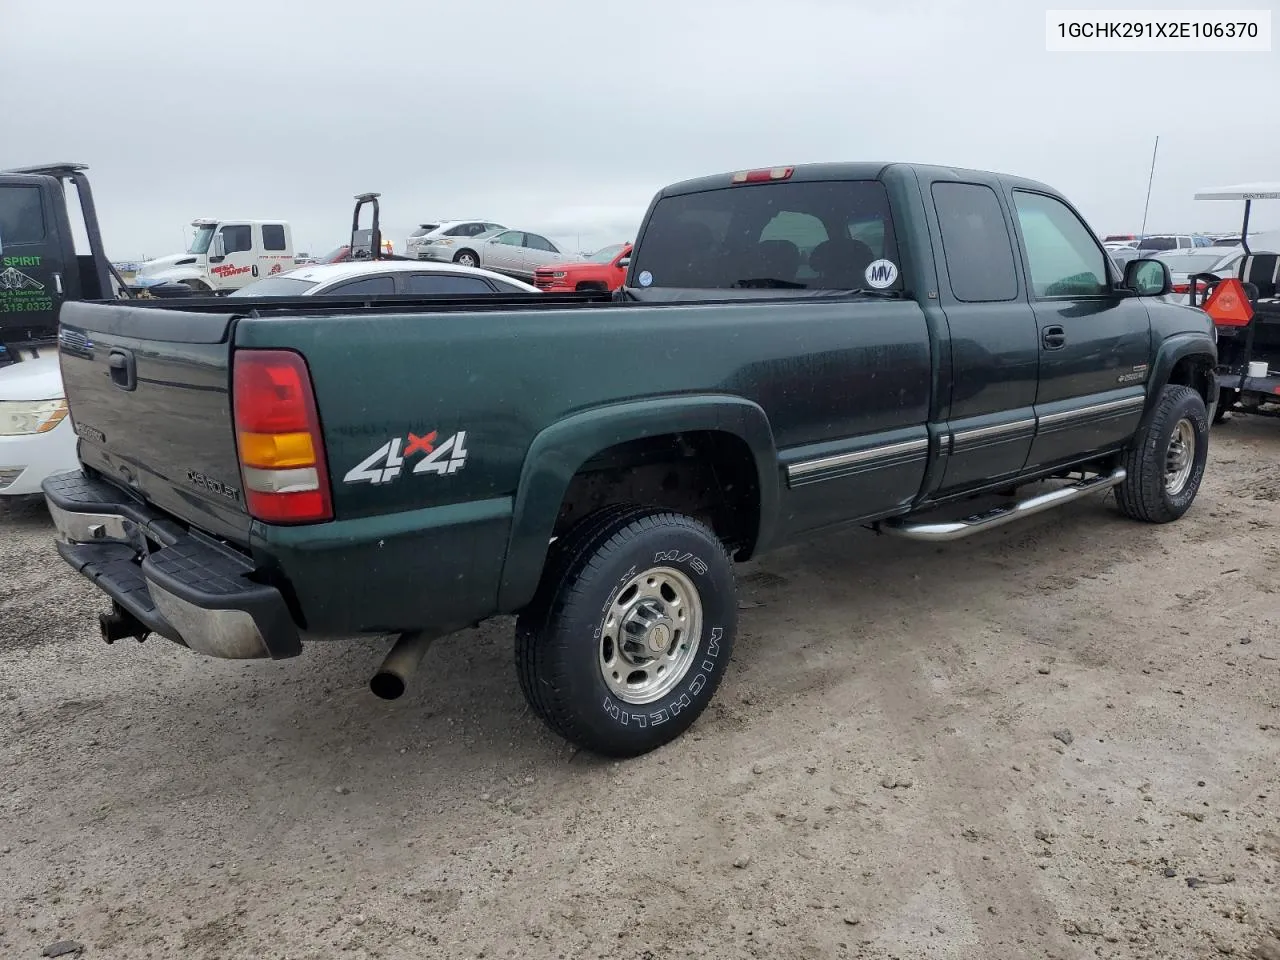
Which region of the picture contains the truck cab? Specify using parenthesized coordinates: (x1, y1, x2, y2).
(132, 219, 295, 294)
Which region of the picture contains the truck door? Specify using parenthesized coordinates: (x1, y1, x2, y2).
(1008, 190, 1151, 469)
(0, 175, 77, 343)
(926, 180, 1040, 492)
(208, 222, 257, 289)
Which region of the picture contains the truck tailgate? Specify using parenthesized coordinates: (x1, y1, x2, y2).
(56, 301, 252, 545)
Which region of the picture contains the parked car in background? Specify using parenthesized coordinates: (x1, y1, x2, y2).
(415, 227, 504, 267)
(1163, 229, 1280, 303)
(406, 220, 506, 260)
(227, 260, 540, 297)
(1136, 234, 1211, 254)
(469, 229, 570, 280)
(1153, 247, 1245, 299)
(533, 242, 632, 292)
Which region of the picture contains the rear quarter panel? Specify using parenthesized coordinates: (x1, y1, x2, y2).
(234, 298, 932, 631)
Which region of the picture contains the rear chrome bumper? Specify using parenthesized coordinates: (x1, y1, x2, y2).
(42, 470, 301, 660)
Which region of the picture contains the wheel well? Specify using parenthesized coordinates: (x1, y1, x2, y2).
(554, 431, 761, 560)
(1167, 355, 1215, 405)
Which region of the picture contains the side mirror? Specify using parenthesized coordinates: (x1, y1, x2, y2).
(1124, 258, 1172, 297)
(211, 234, 226, 259)
(617, 257, 631, 269)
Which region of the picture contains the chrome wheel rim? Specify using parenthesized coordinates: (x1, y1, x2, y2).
(457, 255, 476, 267)
(1165, 418, 1196, 495)
(599, 566, 703, 705)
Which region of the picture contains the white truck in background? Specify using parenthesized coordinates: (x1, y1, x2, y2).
(131, 218, 296, 293)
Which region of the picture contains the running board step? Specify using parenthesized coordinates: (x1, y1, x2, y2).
(882, 467, 1127, 542)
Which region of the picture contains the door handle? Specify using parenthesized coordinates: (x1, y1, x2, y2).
(252, 264, 259, 277)
(1042, 325, 1067, 350)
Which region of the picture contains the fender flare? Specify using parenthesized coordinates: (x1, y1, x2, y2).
(496, 394, 779, 612)
(1144, 332, 1217, 426)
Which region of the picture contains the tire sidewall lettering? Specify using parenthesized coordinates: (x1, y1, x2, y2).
(589, 537, 734, 732)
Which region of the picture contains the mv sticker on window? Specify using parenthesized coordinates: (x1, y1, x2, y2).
(864, 259, 898, 289)
(343, 429, 469, 485)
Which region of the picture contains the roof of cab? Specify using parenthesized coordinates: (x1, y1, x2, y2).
(655, 161, 1063, 198)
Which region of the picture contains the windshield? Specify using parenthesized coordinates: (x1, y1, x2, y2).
(187, 224, 217, 254)
(318, 244, 349, 263)
(587, 243, 627, 263)
(227, 276, 320, 297)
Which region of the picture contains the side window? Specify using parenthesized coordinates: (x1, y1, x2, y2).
(525, 234, 556, 253)
(406, 273, 493, 294)
(0, 185, 47, 244)
(445, 224, 472, 237)
(931, 182, 1019, 302)
(495, 231, 524, 247)
(221, 224, 253, 254)
(325, 275, 394, 296)
(1012, 191, 1109, 298)
(261, 224, 287, 251)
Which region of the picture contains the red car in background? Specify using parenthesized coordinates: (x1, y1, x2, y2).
(533, 242, 631, 292)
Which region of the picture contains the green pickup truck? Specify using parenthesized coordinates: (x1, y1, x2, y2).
(37, 162, 1217, 757)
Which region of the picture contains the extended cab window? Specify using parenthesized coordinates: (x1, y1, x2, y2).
(932, 182, 1019, 302)
(1012, 192, 1109, 298)
(0, 186, 46, 244)
(632, 179, 901, 291)
(261, 224, 287, 251)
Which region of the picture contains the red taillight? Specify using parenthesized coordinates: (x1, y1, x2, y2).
(1173, 283, 1188, 294)
(232, 349, 333, 524)
(731, 166, 794, 184)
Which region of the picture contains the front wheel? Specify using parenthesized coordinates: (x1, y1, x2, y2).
(515, 506, 737, 758)
(1116, 384, 1209, 523)
(453, 250, 478, 268)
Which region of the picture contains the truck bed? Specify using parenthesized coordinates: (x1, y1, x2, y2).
(56, 291, 933, 635)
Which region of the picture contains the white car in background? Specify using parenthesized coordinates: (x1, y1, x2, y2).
(0, 345, 77, 497)
(468, 229, 571, 280)
(405, 220, 506, 260)
(227, 260, 541, 297)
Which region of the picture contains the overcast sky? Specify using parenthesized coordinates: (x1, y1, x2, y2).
(2, 0, 1276, 260)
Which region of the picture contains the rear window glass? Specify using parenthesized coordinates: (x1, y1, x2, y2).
(630, 179, 902, 291)
(1138, 236, 1177, 251)
(410, 224, 441, 237)
(0, 185, 46, 245)
(227, 277, 319, 296)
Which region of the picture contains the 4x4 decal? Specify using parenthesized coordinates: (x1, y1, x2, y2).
(343, 430, 468, 485)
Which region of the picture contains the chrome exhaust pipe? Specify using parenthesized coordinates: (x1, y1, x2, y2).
(370, 630, 434, 700)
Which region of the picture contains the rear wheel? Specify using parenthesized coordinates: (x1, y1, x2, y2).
(453, 250, 478, 268)
(515, 506, 737, 758)
(1116, 384, 1208, 523)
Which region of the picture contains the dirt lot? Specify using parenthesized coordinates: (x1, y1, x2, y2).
(2, 420, 1278, 960)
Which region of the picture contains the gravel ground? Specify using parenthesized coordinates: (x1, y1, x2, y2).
(2, 419, 1279, 960)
